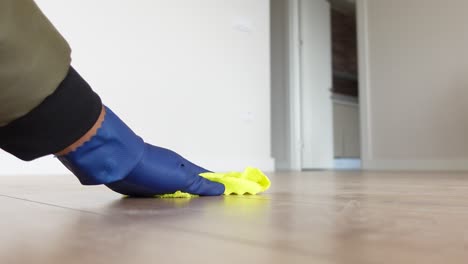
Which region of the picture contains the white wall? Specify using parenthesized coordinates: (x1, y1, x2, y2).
(0, 0, 274, 175)
(358, 0, 468, 170)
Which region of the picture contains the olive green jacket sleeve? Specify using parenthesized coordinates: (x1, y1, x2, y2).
(0, 0, 71, 126)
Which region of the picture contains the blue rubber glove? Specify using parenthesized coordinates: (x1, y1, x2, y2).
(58, 106, 225, 197)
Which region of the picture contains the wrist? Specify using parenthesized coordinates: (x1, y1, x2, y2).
(57, 106, 145, 185)
(56, 106, 105, 156)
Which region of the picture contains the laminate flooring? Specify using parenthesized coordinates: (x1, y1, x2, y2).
(1, 170, 468, 264)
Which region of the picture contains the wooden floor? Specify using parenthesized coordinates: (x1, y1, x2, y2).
(1, 171, 468, 264)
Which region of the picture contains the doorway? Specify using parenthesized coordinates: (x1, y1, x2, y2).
(271, 0, 361, 171)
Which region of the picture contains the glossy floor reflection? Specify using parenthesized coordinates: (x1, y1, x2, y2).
(1, 171, 468, 263)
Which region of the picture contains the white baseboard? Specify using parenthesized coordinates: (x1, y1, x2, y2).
(0, 155, 68, 176)
(274, 160, 291, 171)
(363, 159, 468, 171)
(203, 157, 276, 172)
(334, 158, 362, 170)
(0, 153, 276, 176)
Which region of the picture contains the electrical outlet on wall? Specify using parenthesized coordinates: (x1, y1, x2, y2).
(241, 111, 255, 122)
(232, 16, 254, 33)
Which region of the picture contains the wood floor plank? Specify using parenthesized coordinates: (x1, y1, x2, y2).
(0, 196, 317, 264)
(1, 171, 468, 263)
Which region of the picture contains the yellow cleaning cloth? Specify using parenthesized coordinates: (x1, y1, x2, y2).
(200, 167, 271, 195)
(156, 167, 271, 198)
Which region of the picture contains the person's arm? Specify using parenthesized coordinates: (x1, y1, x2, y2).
(0, 0, 100, 160)
(0, 0, 71, 126)
(0, 0, 225, 196)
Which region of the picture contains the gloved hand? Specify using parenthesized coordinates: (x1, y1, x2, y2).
(58, 106, 225, 197)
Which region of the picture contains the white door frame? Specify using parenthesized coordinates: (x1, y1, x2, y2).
(286, 0, 370, 170)
(287, 0, 303, 171)
(355, 0, 372, 165)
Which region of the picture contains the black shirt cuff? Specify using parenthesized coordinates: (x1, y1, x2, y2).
(0, 66, 102, 161)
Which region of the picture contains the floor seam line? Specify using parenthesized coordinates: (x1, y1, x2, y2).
(0, 194, 104, 216)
